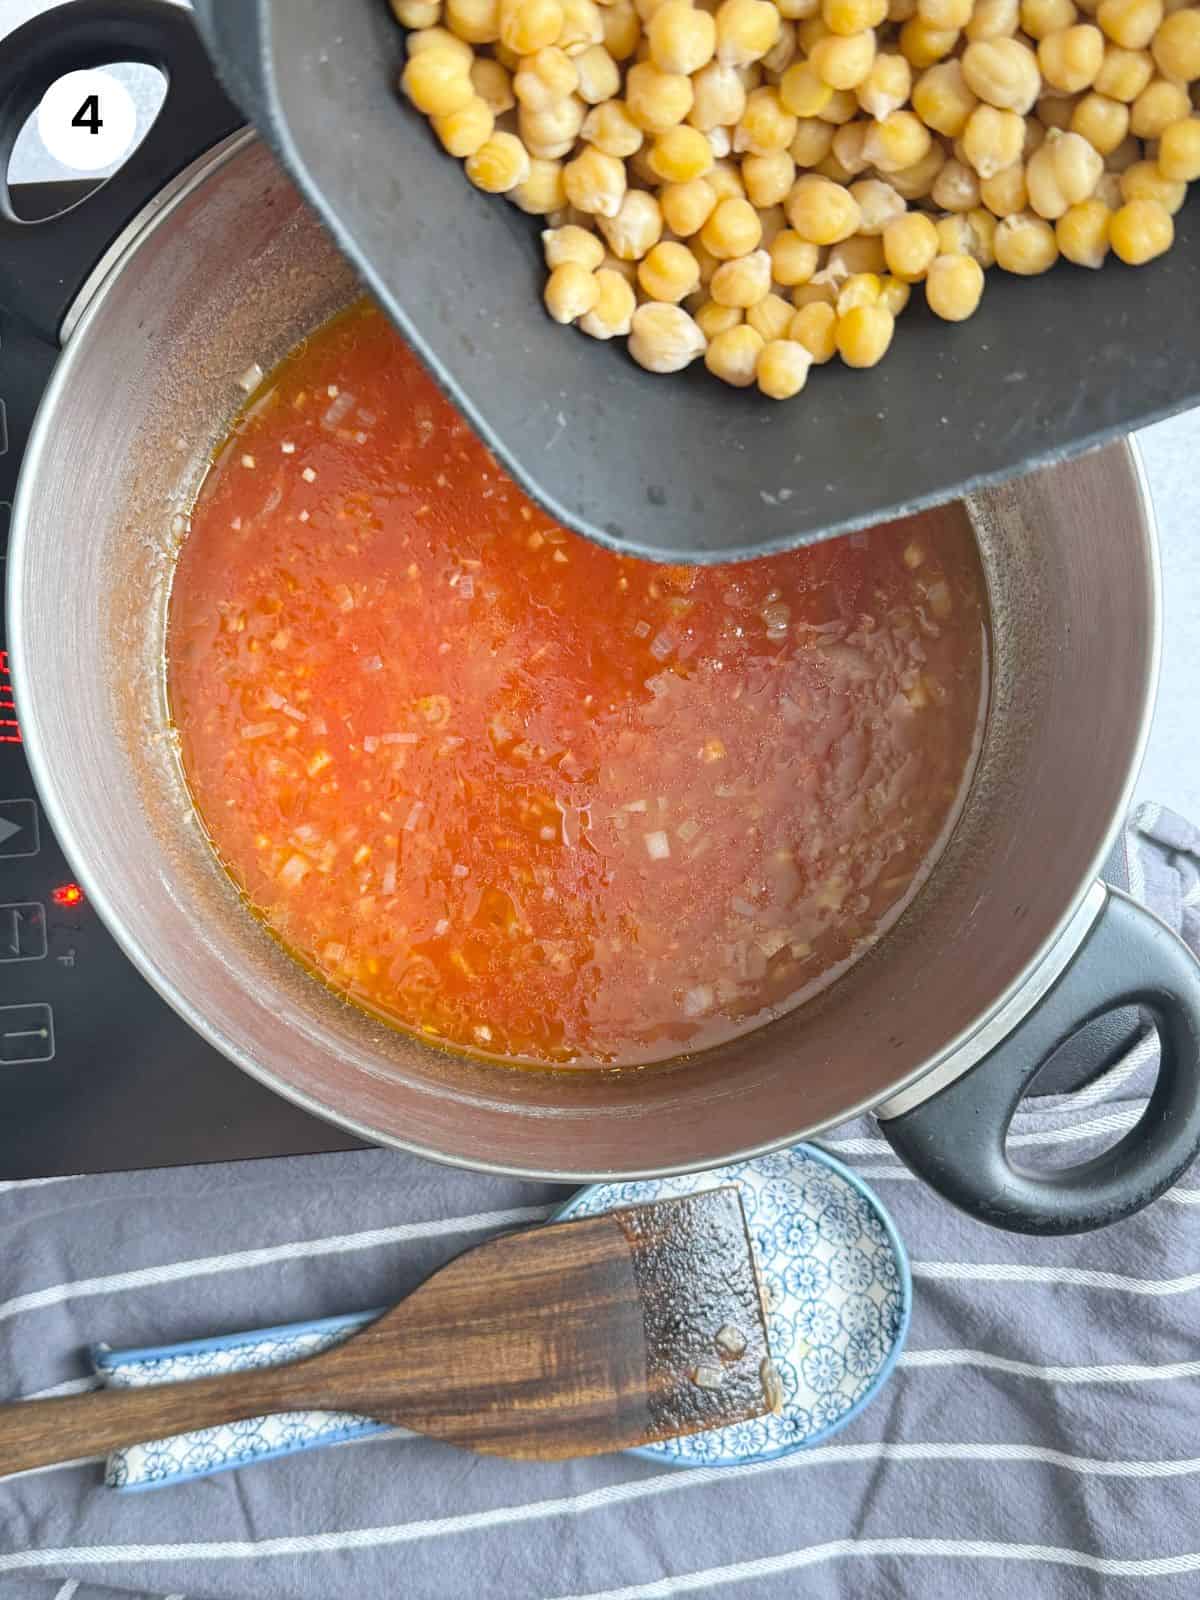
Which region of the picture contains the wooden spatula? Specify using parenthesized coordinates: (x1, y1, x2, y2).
(0, 1187, 776, 1477)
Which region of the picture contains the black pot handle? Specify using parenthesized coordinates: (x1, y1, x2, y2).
(881, 886, 1200, 1235)
(0, 0, 242, 344)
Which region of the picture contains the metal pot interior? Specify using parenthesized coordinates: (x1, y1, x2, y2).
(10, 135, 1158, 1178)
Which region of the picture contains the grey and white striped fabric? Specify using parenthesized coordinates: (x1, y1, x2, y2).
(3, 802, 1200, 1600)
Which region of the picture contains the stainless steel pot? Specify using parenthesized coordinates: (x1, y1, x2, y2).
(5, 10, 1200, 1234)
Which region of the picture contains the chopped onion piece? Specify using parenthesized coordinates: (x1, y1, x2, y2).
(278, 852, 310, 888)
(633, 620, 651, 638)
(322, 390, 355, 428)
(362, 655, 383, 673)
(363, 735, 379, 753)
(677, 818, 701, 843)
(382, 732, 418, 744)
(301, 466, 316, 483)
(238, 362, 264, 393)
(644, 830, 671, 861)
(683, 985, 714, 1017)
(623, 799, 648, 813)
(452, 863, 469, 877)
(458, 574, 475, 599)
(240, 720, 277, 740)
(434, 918, 450, 937)
(649, 628, 674, 661)
(403, 801, 425, 832)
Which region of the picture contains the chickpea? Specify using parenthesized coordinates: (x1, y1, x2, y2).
(700, 194, 765, 254)
(544, 260, 601, 321)
(887, 139, 948, 195)
(756, 339, 814, 397)
(994, 207, 1060, 269)
(810, 29, 879, 88)
(581, 99, 645, 155)
(825, 0, 889, 32)
(919, 0, 974, 27)
(962, 37, 1042, 111)
(446, 0, 502, 40)
(402, 48, 476, 116)
(543, 221, 607, 267)
(744, 149, 800, 203)
(1094, 43, 1154, 99)
(1109, 194, 1174, 258)
(863, 107, 933, 169)
(511, 156, 568, 210)
(715, 0, 782, 64)
(883, 209, 941, 275)
(660, 176, 720, 232)
(406, 24, 476, 65)
(1096, 0, 1163, 48)
(1055, 194, 1112, 263)
(465, 129, 533, 189)
(912, 60, 979, 135)
(836, 302, 895, 364)
(961, 103, 1027, 174)
(789, 298, 839, 357)
(791, 115, 838, 163)
(785, 172, 863, 240)
(1038, 22, 1105, 89)
(626, 60, 694, 129)
(470, 57, 516, 112)
(393, 0, 443, 26)
(1152, 8, 1200, 80)
(648, 123, 716, 178)
(637, 239, 703, 299)
(1069, 89, 1131, 151)
(500, 0, 566, 53)
(857, 52, 915, 118)
(933, 156, 983, 207)
(689, 73, 744, 140)
(433, 96, 496, 155)
(1020, 0, 1077, 37)
(1120, 157, 1187, 209)
(648, 0, 718, 72)
(598, 187, 665, 255)
(747, 291, 797, 339)
(735, 86, 800, 151)
(574, 43, 622, 102)
(705, 323, 766, 383)
(1130, 77, 1190, 138)
(770, 227, 822, 281)
(603, 0, 641, 58)
(1158, 115, 1200, 180)
(925, 251, 985, 316)
(899, 17, 962, 65)
(695, 299, 745, 337)
(966, 0, 1021, 37)
(780, 60, 836, 114)
(628, 301, 708, 369)
(850, 176, 908, 230)
(1026, 127, 1104, 216)
(579, 266, 638, 336)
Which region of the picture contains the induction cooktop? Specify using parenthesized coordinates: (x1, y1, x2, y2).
(0, 181, 364, 1179)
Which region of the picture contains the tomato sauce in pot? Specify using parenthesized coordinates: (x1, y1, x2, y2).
(168, 303, 988, 1069)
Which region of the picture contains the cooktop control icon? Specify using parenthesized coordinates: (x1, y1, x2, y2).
(0, 799, 39, 859)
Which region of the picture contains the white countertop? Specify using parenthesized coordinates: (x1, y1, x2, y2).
(5, 15, 1197, 823)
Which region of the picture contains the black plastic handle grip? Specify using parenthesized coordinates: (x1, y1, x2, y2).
(882, 887, 1200, 1235)
(0, 0, 242, 344)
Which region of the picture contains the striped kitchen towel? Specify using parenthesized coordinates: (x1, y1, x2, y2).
(2, 802, 1200, 1600)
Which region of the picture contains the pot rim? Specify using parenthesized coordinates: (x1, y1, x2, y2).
(7, 133, 1163, 1182)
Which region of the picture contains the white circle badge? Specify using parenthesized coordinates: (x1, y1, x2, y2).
(36, 68, 138, 174)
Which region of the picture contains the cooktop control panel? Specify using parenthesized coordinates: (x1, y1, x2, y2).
(0, 184, 362, 1178)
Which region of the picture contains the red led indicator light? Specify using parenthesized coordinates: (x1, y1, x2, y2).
(0, 650, 19, 745)
(52, 882, 84, 908)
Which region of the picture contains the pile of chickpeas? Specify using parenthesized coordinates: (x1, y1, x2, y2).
(394, 0, 1200, 399)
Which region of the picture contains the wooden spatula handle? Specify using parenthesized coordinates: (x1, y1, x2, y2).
(0, 1365, 304, 1476)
